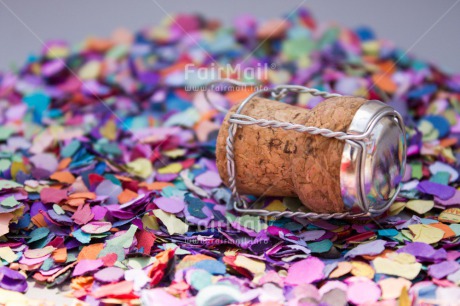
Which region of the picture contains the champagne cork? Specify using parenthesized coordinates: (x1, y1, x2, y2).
(216, 95, 406, 215)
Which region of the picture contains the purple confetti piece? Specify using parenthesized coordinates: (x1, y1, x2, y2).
(417, 181, 456, 200)
(154, 196, 185, 214)
(72, 259, 104, 277)
(428, 261, 460, 279)
(94, 267, 125, 283)
(345, 239, 386, 258)
(0, 267, 28, 293)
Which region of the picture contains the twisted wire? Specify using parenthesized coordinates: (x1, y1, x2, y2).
(233, 201, 368, 219)
(229, 114, 356, 140)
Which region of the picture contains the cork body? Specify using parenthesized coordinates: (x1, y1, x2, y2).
(216, 96, 367, 213)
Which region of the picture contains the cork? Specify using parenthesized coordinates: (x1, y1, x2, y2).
(216, 96, 367, 213)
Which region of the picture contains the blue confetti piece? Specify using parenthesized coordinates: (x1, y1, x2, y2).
(194, 260, 226, 275)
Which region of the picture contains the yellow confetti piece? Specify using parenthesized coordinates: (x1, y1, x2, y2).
(405, 200, 434, 215)
(126, 158, 153, 179)
(264, 200, 286, 212)
(373, 257, 422, 280)
(0, 247, 16, 263)
(419, 120, 439, 142)
(142, 213, 159, 230)
(100, 120, 117, 141)
(79, 60, 101, 80)
(153, 209, 188, 235)
(408, 224, 445, 244)
(378, 277, 411, 300)
(401, 229, 414, 241)
(163, 149, 186, 158)
(391, 252, 416, 265)
(389, 201, 407, 216)
(350, 261, 375, 279)
(399, 285, 411, 306)
(439, 208, 460, 224)
(47, 46, 69, 59)
(234, 255, 266, 276)
(11, 161, 28, 180)
(158, 162, 182, 174)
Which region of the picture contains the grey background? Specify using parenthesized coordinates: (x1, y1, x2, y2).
(1, 0, 459, 72)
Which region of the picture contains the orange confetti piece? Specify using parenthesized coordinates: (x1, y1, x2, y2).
(440, 138, 458, 148)
(139, 182, 174, 191)
(117, 189, 138, 204)
(429, 223, 456, 239)
(160, 61, 190, 77)
(113, 175, 134, 182)
(77, 243, 104, 261)
(372, 73, 397, 93)
(91, 280, 134, 299)
(71, 276, 94, 291)
(176, 254, 216, 271)
(57, 157, 72, 170)
(68, 192, 96, 200)
(31, 214, 47, 228)
(329, 262, 352, 278)
(50, 171, 75, 184)
(52, 248, 67, 263)
(377, 60, 396, 75)
(67, 198, 85, 207)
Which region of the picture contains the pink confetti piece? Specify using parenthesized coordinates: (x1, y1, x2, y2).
(154, 196, 185, 214)
(285, 257, 325, 285)
(194, 171, 222, 188)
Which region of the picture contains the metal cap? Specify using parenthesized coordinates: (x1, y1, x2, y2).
(340, 100, 406, 216)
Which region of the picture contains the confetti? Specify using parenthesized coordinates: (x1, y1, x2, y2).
(373, 256, 422, 280)
(408, 224, 445, 244)
(285, 257, 324, 285)
(406, 200, 435, 215)
(428, 261, 460, 279)
(347, 278, 381, 304)
(378, 277, 412, 300)
(344, 239, 386, 258)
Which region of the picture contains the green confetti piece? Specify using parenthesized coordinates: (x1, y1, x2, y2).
(61, 140, 81, 158)
(28, 227, 50, 243)
(41, 258, 54, 271)
(307, 240, 333, 253)
(106, 224, 138, 248)
(127, 257, 156, 269)
(0, 180, 22, 191)
(411, 162, 423, 180)
(235, 215, 265, 233)
(450, 224, 460, 237)
(0, 127, 14, 141)
(52, 204, 65, 215)
(97, 245, 125, 261)
(429, 171, 450, 185)
(190, 269, 212, 290)
(1, 196, 20, 208)
(0, 159, 11, 172)
(282, 38, 315, 61)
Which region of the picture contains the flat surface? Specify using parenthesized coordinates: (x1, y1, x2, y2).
(0, 0, 459, 71)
